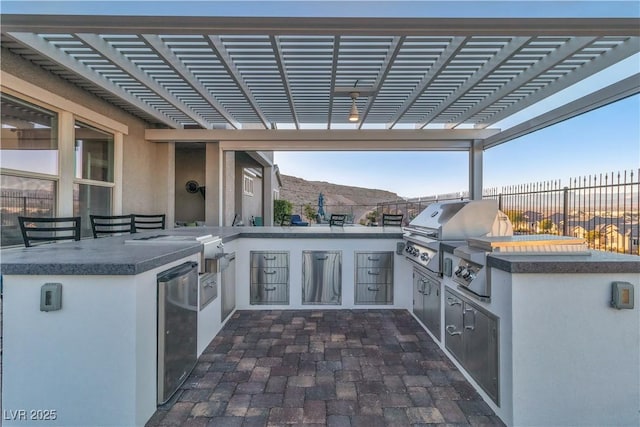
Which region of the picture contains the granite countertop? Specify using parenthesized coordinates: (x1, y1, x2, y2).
(0, 225, 403, 276)
(487, 251, 640, 274)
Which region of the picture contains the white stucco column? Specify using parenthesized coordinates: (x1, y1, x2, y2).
(223, 150, 236, 226)
(262, 165, 274, 226)
(165, 142, 176, 227)
(205, 142, 221, 225)
(469, 139, 483, 200)
(57, 111, 75, 217)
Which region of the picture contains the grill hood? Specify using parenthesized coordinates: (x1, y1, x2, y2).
(405, 199, 512, 241)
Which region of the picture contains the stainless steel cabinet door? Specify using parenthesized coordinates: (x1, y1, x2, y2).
(413, 270, 426, 323)
(423, 276, 441, 340)
(444, 289, 464, 363)
(302, 251, 341, 304)
(463, 303, 499, 403)
(221, 253, 236, 321)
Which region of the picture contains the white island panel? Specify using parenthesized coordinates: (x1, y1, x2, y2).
(2, 254, 199, 427)
(510, 271, 639, 427)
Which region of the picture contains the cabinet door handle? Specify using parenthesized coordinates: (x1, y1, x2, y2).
(445, 325, 462, 336)
(263, 256, 277, 261)
(264, 286, 277, 291)
(367, 256, 380, 261)
(367, 286, 380, 292)
(463, 307, 476, 330)
(316, 256, 328, 260)
(447, 297, 461, 306)
(263, 270, 277, 275)
(424, 283, 431, 296)
(367, 270, 380, 275)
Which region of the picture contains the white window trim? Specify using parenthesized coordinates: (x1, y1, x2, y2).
(2, 73, 126, 216)
(243, 174, 254, 196)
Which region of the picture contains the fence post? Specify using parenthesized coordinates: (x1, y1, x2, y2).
(22, 196, 27, 216)
(498, 193, 503, 211)
(562, 186, 569, 236)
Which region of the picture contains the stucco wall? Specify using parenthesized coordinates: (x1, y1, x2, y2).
(0, 48, 168, 216)
(175, 146, 206, 223)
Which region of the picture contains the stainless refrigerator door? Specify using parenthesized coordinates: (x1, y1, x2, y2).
(157, 261, 198, 405)
(302, 251, 341, 304)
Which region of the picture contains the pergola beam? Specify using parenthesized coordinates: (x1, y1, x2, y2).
(6, 31, 183, 128)
(145, 128, 499, 151)
(142, 34, 242, 129)
(3, 16, 639, 37)
(207, 36, 270, 128)
(483, 73, 640, 149)
(76, 33, 212, 129)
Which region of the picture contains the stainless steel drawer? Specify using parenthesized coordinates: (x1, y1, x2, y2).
(355, 283, 393, 304)
(355, 267, 393, 284)
(355, 252, 393, 269)
(250, 267, 289, 284)
(199, 272, 217, 310)
(250, 282, 289, 305)
(250, 251, 289, 268)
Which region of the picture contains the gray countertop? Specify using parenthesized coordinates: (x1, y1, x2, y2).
(0, 225, 404, 276)
(487, 251, 640, 274)
(439, 238, 639, 274)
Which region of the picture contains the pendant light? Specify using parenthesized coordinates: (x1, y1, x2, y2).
(348, 91, 360, 122)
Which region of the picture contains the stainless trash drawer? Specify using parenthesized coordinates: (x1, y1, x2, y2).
(250, 267, 289, 284)
(355, 267, 393, 284)
(355, 252, 393, 269)
(355, 283, 393, 304)
(250, 282, 289, 305)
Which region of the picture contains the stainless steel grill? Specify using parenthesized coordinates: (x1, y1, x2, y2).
(403, 200, 513, 275)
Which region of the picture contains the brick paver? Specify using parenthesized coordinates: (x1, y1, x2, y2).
(146, 309, 504, 427)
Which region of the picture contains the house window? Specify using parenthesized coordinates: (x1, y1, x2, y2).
(74, 122, 114, 237)
(0, 94, 58, 246)
(243, 175, 254, 196)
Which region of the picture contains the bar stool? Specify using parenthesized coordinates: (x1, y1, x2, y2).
(90, 214, 134, 238)
(18, 216, 81, 247)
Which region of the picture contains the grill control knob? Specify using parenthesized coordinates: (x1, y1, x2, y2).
(462, 270, 472, 280)
(454, 266, 464, 277)
(420, 253, 429, 261)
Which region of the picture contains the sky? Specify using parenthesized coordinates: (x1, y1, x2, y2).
(275, 93, 640, 198)
(5, 0, 640, 199)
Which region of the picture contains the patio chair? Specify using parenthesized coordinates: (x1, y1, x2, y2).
(18, 216, 81, 247)
(133, 214, 166, 232)
(329, 214, 346, 226)
(90, 214, 135, 238)
(280, 214, 292, 226)
(382, 213, 404, 226)
(290, 214, 309, 226)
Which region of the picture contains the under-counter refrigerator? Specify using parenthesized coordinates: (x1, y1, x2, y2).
(157, 261, 198, 404)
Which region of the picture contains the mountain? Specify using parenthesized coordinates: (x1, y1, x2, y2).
(279, 174, 402, 224)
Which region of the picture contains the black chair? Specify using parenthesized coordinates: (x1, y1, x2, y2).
(280, 214, 292, 226)
(382, 213, 404, 226)
(329, 214, 346, 226)
(18, 216, 81, 247)
(133, 214, 166, 232)
(90, 214, 134, 238)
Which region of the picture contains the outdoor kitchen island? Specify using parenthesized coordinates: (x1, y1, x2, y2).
(0, 225, 408, 427)
(436, 240, 640, 427)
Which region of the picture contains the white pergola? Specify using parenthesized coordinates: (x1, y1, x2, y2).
(2, 11, 639, 198)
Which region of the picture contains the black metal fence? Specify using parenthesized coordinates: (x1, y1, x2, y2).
(378, 169, 639, 255)
(1, 190, 55, 246)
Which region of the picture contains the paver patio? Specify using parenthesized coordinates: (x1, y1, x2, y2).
(146, 309, 504, 427)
